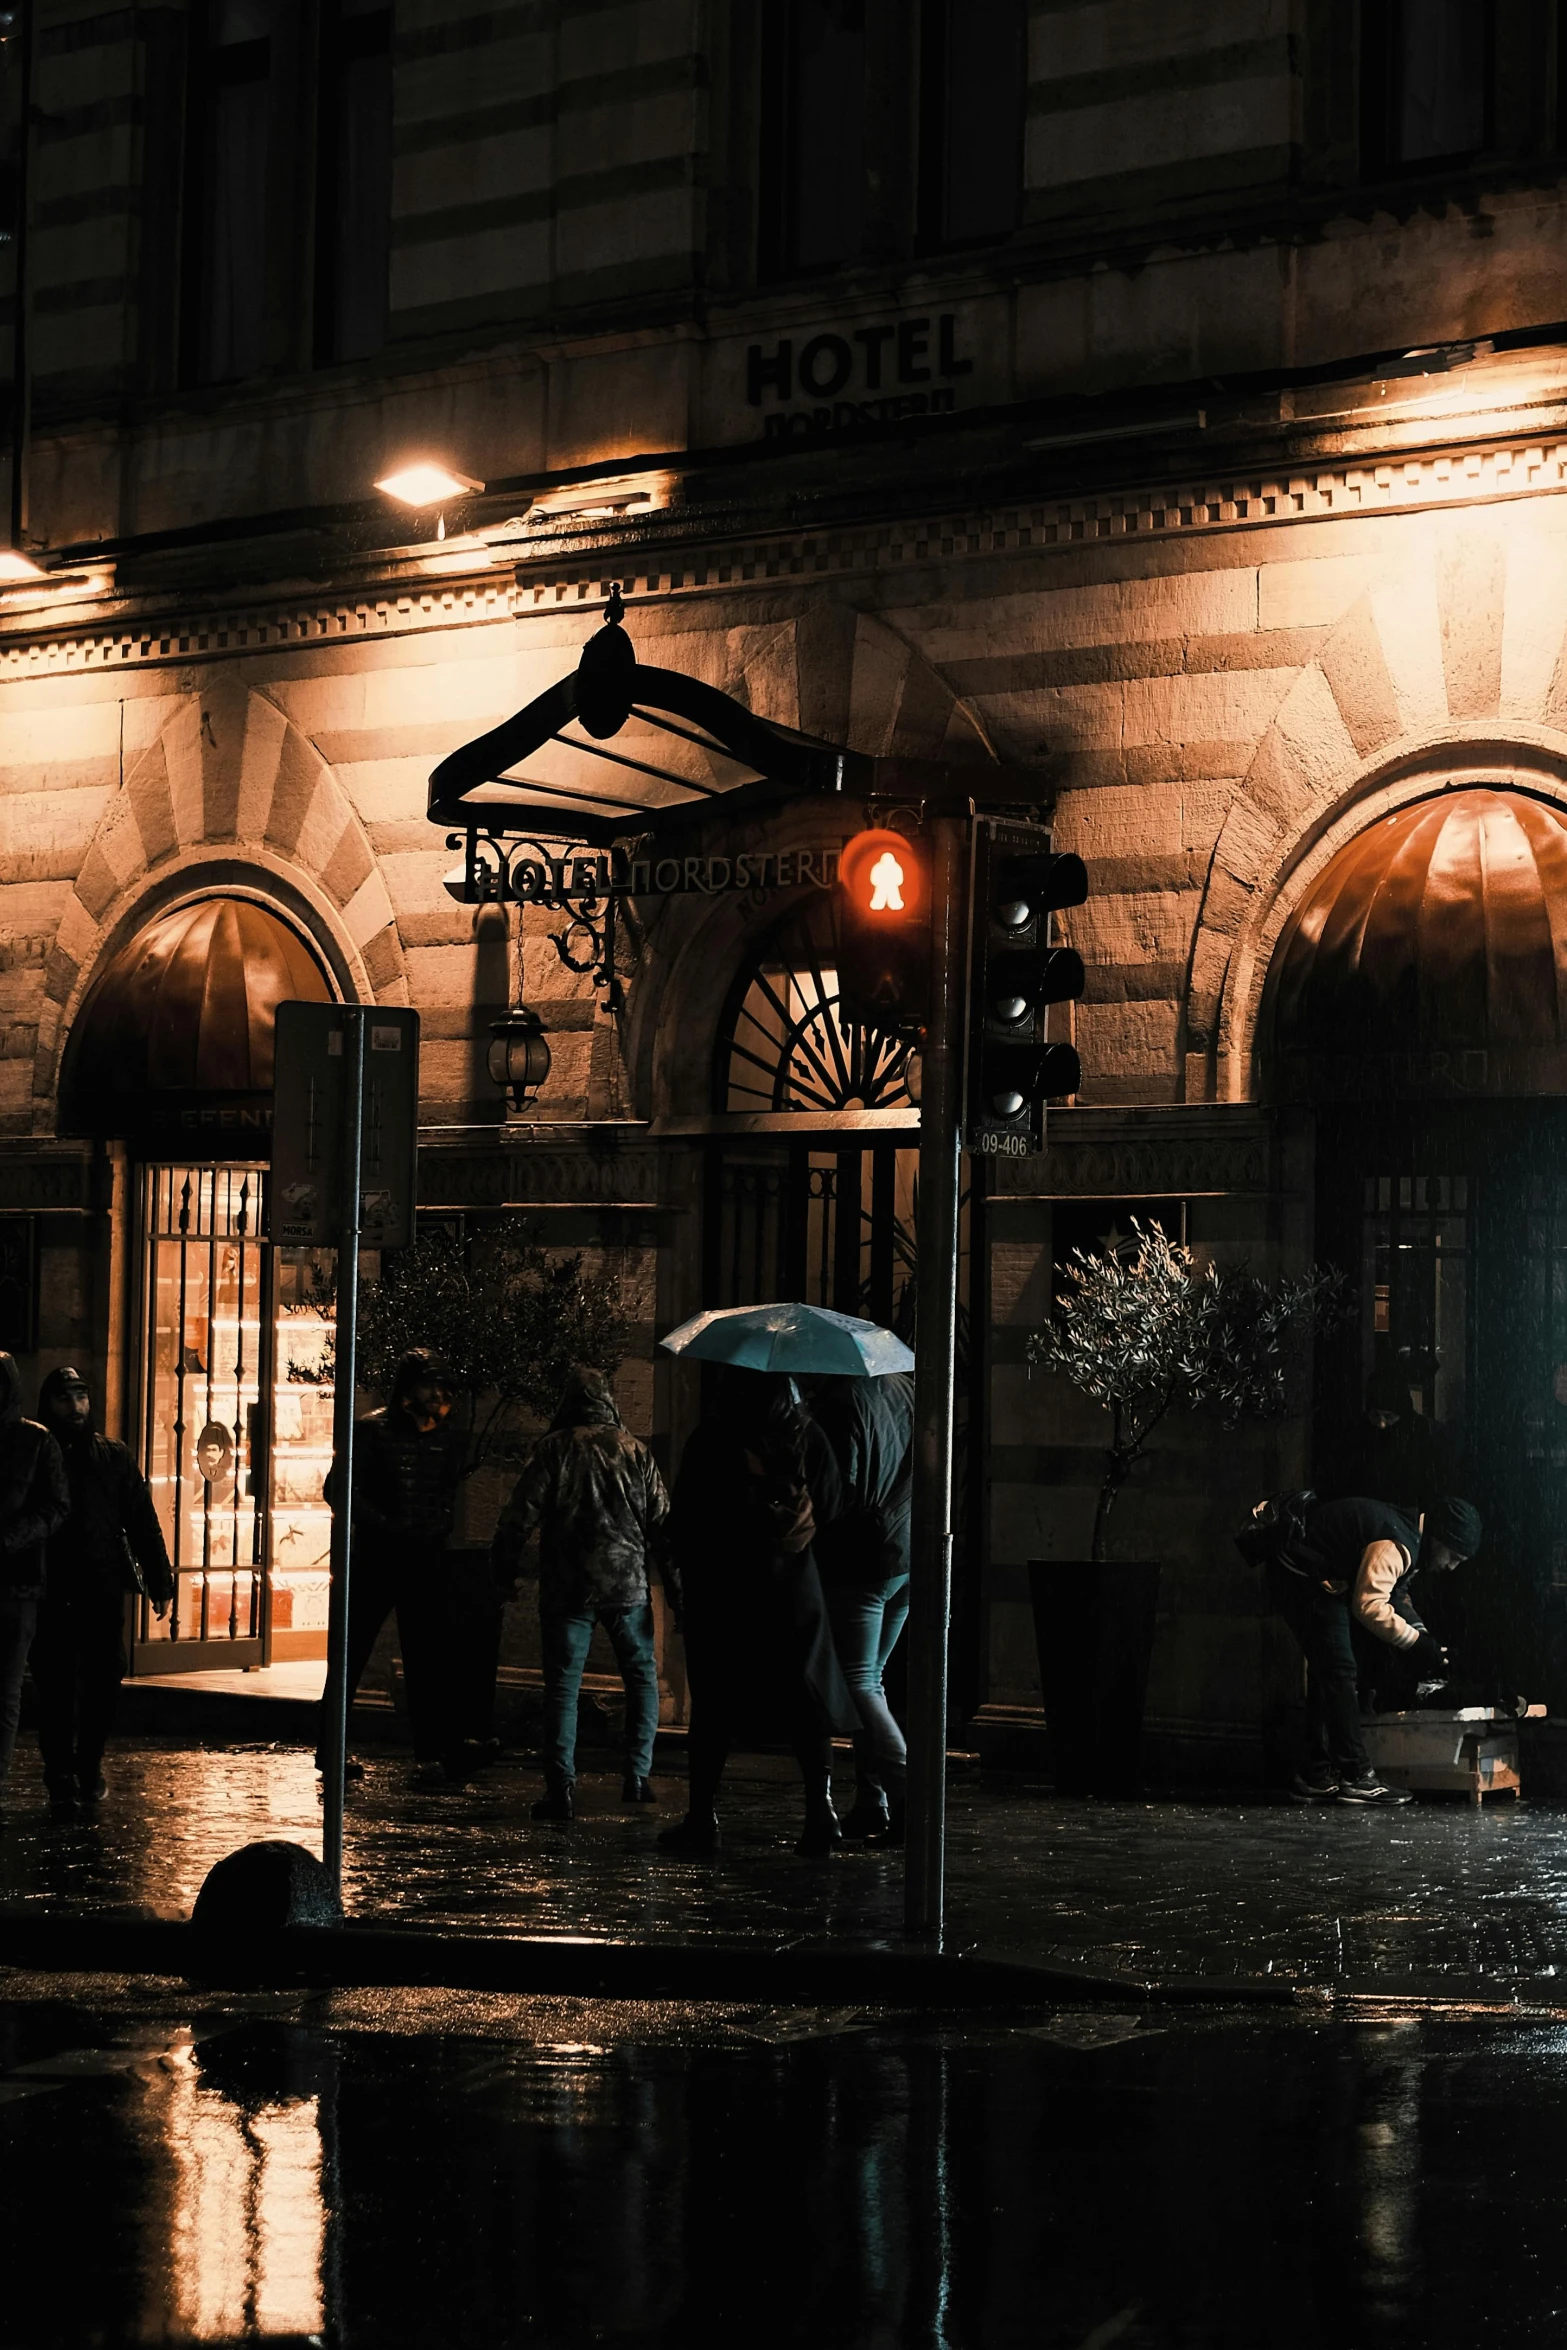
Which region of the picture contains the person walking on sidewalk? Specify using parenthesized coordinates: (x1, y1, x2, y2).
(806, 1370, 913, 1843)
(0, 1353, 68, 1799)
(319, 1347, 466, 1787)
(492, 1365, 672, 1822)
(658, 1368, 856, 1859)
(1268, 1492, 1482, 1805)
(33, 1366, 172, 1809)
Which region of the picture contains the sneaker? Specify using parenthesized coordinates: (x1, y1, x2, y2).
(1289, 1771, 1339, 1803)
(78, 1773, 108, 1804)
(531, 1782, 574, 1823)
(621, 1775, 658, 1805)
(313, 1752, 365, 1781)
(45, 1773, 78, 1808)
(657, 1811, 721, 1856)
(840, 1796, 891, 1840)
(1336, 1775, 1413, 1806)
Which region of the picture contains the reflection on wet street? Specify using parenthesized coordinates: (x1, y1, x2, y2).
(3, 1976, 1567, 2348)
(10, 1740, 1567, 1991)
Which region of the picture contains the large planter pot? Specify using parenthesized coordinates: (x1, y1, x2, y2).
(1028, 1558, 1162, 1796)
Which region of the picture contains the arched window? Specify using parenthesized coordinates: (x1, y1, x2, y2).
(713, 898, 916, 1114)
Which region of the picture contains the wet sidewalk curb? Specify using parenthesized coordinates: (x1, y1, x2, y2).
(0, 1911, 1314, 2008)
(6, 1912, 1557, 2014)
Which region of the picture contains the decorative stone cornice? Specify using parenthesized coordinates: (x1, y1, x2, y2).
(3, 424, 1567, 681)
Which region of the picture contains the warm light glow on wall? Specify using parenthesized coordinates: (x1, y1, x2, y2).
(375, 461, 483, 507)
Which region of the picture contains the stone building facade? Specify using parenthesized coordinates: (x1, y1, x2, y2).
(3, 0, 1567, 1765)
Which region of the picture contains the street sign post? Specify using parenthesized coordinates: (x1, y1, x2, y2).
(272, 1000, 420, 1899)
(904, 815, 967, 1941)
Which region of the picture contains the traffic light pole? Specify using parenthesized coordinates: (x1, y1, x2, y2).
(905, 814, 967, 1941)
(321, 1006, 366, 1900)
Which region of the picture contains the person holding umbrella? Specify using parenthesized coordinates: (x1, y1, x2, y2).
(656, 1303, 914, 1859)
(807, 1368, 914, 1843)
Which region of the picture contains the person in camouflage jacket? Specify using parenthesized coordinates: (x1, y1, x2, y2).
(491, 1366, 673, 1821)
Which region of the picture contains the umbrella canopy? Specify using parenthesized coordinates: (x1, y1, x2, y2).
(660, 1301, 915, 1378)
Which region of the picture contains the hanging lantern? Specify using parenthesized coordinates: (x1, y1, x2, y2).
(487, 1007, 552, 1109)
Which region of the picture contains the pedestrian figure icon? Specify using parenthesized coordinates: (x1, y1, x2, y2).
(869, 851, 905, 911)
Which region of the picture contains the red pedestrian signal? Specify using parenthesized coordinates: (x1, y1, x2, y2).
(835, 828, 931, 1031)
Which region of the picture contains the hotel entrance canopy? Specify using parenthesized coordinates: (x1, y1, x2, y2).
(427, 590, 1049, 850)
(427, 590, 873, 849)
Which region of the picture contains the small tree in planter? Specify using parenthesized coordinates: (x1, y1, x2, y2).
(1026, 1221, 1343, 1563)
(307, 1216, 629, 1481)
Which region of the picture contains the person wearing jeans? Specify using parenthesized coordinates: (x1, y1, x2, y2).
(1268, 1491, 1483, 1805)
(809, 1371, 914, 1841)
(540, 1601, 659, 1795)
(492, 1366, 672, 1822)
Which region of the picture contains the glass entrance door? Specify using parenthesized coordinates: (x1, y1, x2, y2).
(133, 1164, 335, 1674)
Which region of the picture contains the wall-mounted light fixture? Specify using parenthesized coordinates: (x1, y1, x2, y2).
(374, 461, 485, 541)
(487, 1006, 552, 1111)
(0, 550, 44, 580)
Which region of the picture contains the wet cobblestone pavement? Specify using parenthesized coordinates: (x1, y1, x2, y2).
(0, 1968, 1563, 2347)
(6, 1739, 1567, 1994)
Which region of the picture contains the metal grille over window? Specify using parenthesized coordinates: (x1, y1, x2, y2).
(717, 902, 916, 1114)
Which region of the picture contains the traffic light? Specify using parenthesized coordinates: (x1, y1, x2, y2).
(835, 827, 931, 1032)
(965, 818, 1086, 1154)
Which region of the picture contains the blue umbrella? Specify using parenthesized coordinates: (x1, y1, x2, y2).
(660, 1301, 915, 1378)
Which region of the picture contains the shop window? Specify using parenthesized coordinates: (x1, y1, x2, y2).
(186, 0, 277, 384)
(1363, 0, 1491, 174)
(918, 0, 1025, 247)
(136, 1165, 335, 1669)
(316, 0, 393, 364)
(758, 0, 868, 276)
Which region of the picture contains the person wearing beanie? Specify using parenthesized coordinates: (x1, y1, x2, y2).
(33, 1366, 170, 1809)
(1268, 1490, 1482, 1806)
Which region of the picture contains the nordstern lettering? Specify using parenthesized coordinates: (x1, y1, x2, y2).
(468, 844, 842, 905)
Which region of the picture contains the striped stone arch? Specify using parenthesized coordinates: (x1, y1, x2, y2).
(1183, 512, 1567, 1103)
(33, 682, 408, 1132)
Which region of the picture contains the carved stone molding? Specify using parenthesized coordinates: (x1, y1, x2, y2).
(0, 1149, 97, 1212)
(993, 1108, 1276, 1199)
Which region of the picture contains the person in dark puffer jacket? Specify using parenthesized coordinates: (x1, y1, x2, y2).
(34, 1365, 172, 1808)
(318, 1347, 466, 1786)
(0, 1352, 69, 1792)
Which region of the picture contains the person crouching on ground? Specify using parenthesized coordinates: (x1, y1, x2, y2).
(805, 1369, 913, 1844)
(34, 1366, 172, 1811)
(0, 1352, 68, 1801)
(491, 1365, 672, 1821)
(658, 1367, 856, 1859)
(1269, 1492, 1482, 1805)
(319, 1346, 466, 1788)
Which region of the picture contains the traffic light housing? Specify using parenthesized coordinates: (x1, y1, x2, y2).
(965, 818, 1086, 1154)
(834, 827, 931, 1032)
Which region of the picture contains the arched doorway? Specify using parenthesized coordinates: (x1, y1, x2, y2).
(1268, 787, 1567, 1696)
(708, 897, 920, 1330)
(65, 896, 338, 1674)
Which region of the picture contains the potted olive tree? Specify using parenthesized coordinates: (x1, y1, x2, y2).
(1025, 1221, 1341, 1794)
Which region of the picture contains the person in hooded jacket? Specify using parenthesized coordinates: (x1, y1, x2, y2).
(0, 1351, 69, 1792)
(33, 1365, 172, 1806)
(657, 1367, 856, 1858)
(319, 1346, 466, 1785)
(806, 1370, 913, 1843)
(492, 1366, 672, 1821)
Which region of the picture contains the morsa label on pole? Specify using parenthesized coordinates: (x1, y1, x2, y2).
(271, 1002, 420, 1249)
